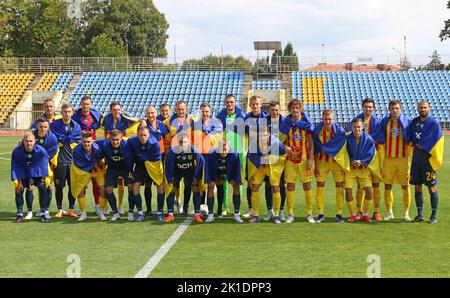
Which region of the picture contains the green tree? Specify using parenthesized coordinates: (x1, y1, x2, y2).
(86, 33, 127, 57)
(439, 1, 450, 41)
(0, 2, 11, 55)
(3, 0, 81, 57)
(182, 54, 253, 70)
(427, 50, 445, 70)
(82, 0, 169, 57)
(271, 42, 299, 71)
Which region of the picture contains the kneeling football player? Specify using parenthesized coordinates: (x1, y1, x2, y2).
(164, 132, 205, 223)
(205, 139, 243, 223)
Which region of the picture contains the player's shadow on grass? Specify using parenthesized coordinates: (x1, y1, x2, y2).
(209, 215, 410, 225)
(0, 211, 410, 225)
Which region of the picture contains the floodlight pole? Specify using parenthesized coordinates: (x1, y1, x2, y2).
(173, 44, 176, 65)
(404, 35, 407, 64)
(322, 43, 325, 63)
(392, 47, 402, 68)
(221, 44, 224, 68)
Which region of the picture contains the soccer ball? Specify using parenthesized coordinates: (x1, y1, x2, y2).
(200, 204, 209, 216)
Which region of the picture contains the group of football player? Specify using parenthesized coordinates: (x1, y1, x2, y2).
(11, 93, 443, 224)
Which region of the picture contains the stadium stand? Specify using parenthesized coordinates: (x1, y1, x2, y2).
(35, 72, 73, 92)
(34, 73, 58, 91)
(50, 73, 73, 92)
(292, 71, 450, 124)
(68, 71, 244, 118)
(0, 73, 35, 126)
(1, 69, 449, 129)
(252, 80, 282, 90)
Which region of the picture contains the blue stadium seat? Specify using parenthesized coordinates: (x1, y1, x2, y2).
(68, 71, 244, 118)
(291, 70, 450, 123)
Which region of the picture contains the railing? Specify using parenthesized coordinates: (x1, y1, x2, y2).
(3, 55, 450, 73)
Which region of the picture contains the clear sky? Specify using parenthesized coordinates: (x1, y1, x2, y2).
(153, 0, 450, 64)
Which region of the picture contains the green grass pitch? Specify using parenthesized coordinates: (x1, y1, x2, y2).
(0, 135, 449, 277)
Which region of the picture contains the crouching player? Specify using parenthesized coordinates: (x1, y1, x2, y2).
(164, 132, 205, 223)
(11, 132, 49, 222)
(247, 129, 286, 223)
(345, 118, 381, 223)
(128, 126, 165, 222)
(98, 130, 133, 221)
(70, 132, 106, 221)
(205, 139, 243, 223)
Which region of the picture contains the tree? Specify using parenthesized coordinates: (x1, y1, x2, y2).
(0, 2, 11, 55)
(400, 56, 411, 71)
(182, 54, 253, 70)
(82, 0, 169, 57)
(271, 42, 299, 71)
(439, 1, 450, 41)
(3, 0, 81, 57)
(427, 50, 445, 70)
(86, 33, 127, 57)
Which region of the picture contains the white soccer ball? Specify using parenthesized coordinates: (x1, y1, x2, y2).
(200, 204, 209, 216)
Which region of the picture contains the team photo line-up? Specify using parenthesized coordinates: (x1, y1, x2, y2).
(10, 93, 444, 224)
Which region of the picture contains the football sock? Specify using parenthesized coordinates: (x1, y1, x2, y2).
(99, 196, 107, 212)
(373, 186, 381, 213)
(92, 179, 100, 205)
(316, 186, 325, 214)
(356, 187, 364, 212)
(286, 190, 295, 215)
(37, 182, 47, 212)
(222, 182, 229, 209)
(134, 194, 143, 212)
(265, 184, 273, 210)
(128, 190, 134, 212)
(246, 186, 252, 209)
(106, 193, 118, 213)
(363, 198, 372, 214)
(25, 189, 33, 211)
(78, 196, 87, 213)
(415, 191, 424, 217)
(157, 192, 165, 213)
(430, 191, 439, 218)
(144, 185, 152, 212)
(68, 184, 76, 210)
(15, 189, 24, 213)
(217, 184, 224, 215)
(384, 188, 393, 211)
(55, 186, 63, 210)
(402, 187, 411, 212)
(167, 192, 175, 214)
(336, 187, 344, 215)
(273, 191, 281, 215)
(233, 194, 241, 214)
(207, 196, 215, 215)
(280, 183, 286, 210)
(183, 184, 192, 210)
(46, 188, 52, 210)
(193, 192, 201, 214)
(346, 199, 356, 215)
(305, 189, 314, 215)
(251, 191, 260, 216)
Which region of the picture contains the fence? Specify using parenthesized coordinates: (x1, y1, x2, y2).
(2, 55, 450, 73)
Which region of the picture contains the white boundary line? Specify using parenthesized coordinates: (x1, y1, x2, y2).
(134, 216, 193, 278)
(0, 156, 11, 161)
(0, 152, 11, 155)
